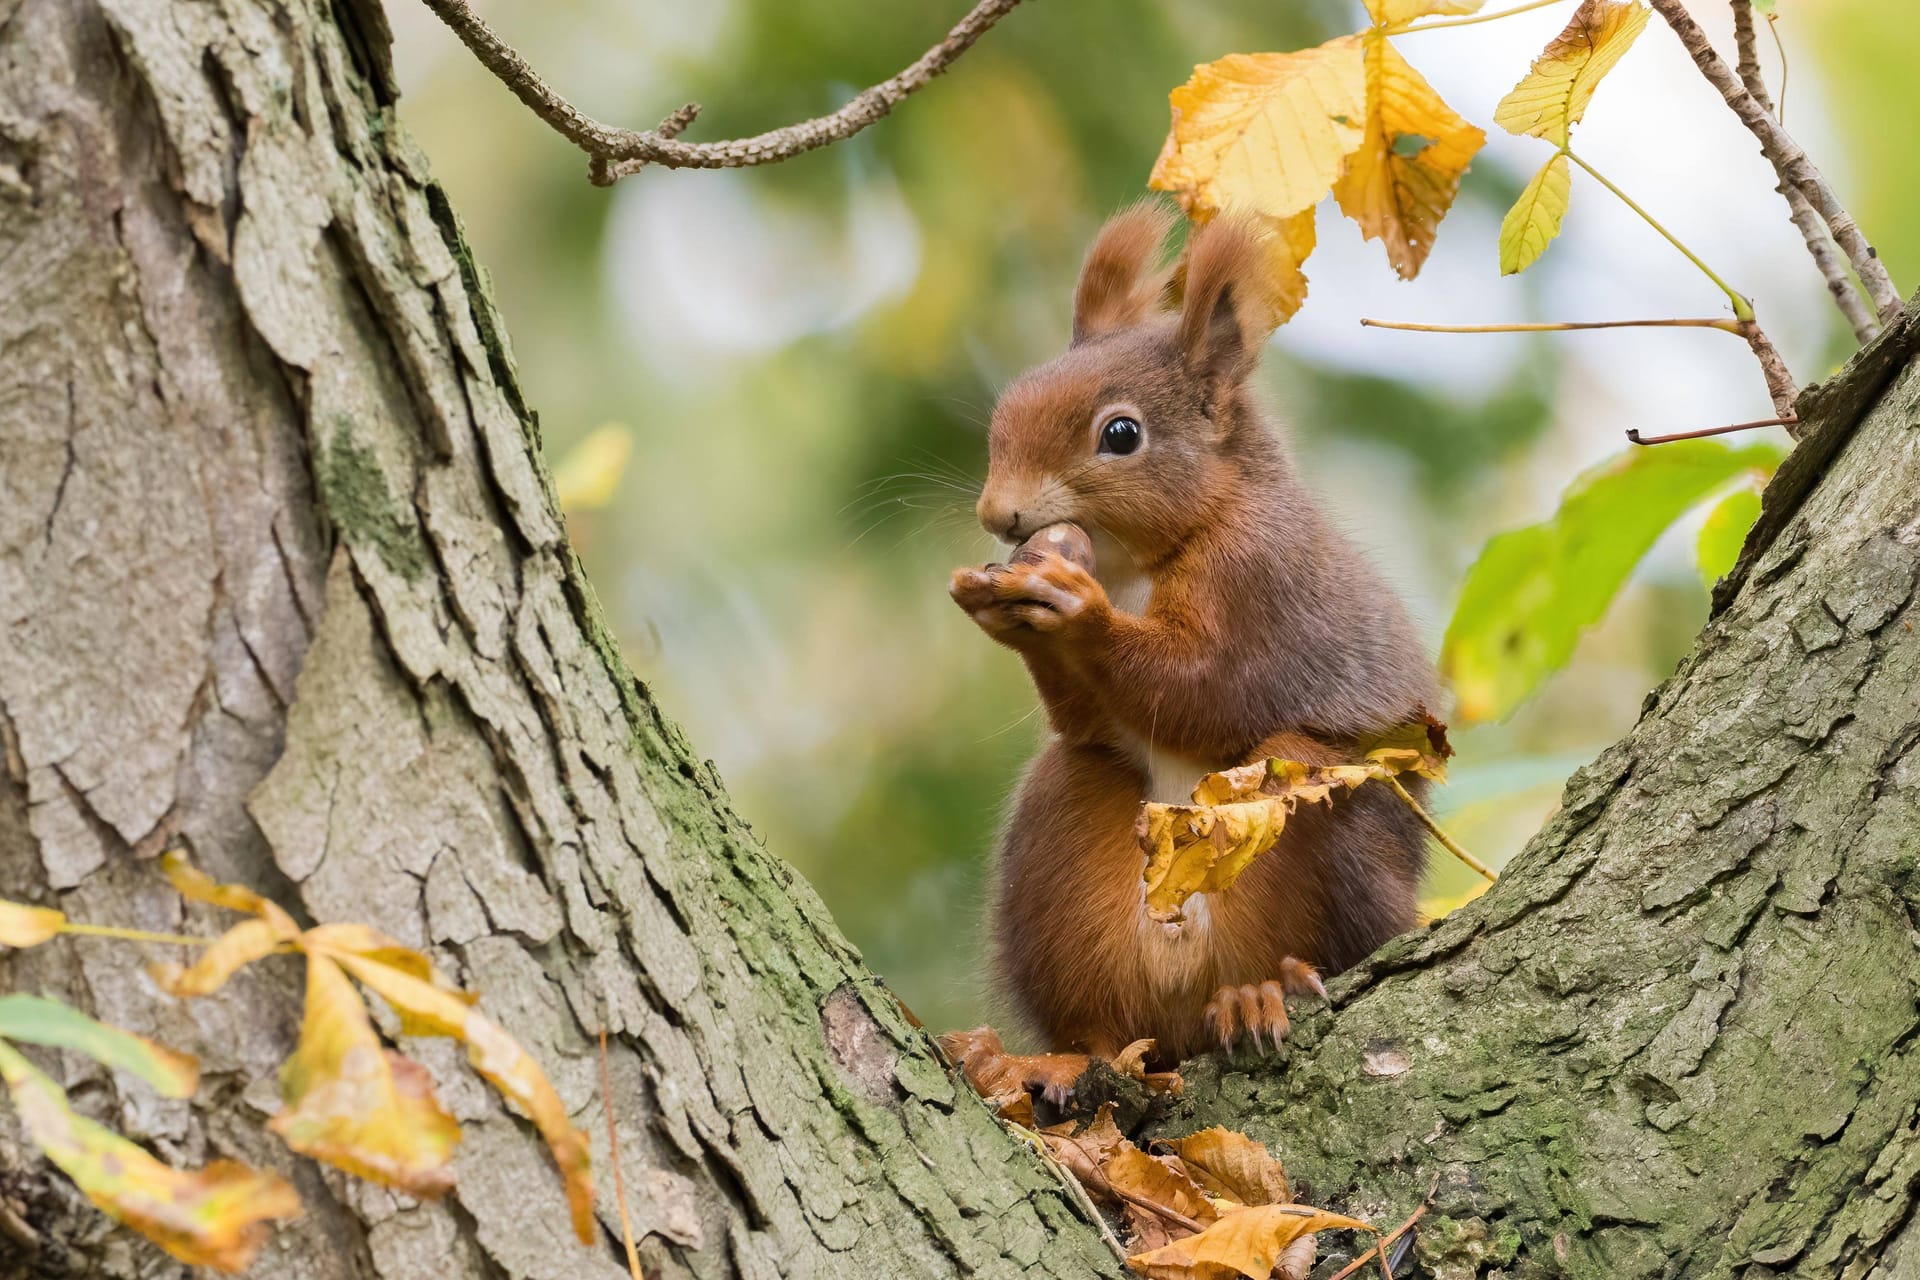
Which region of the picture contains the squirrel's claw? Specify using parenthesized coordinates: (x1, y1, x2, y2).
(950, 555, 1108, 643)
(1205, 962, 1325, 1055)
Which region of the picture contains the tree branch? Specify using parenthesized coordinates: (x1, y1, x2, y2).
(1729, 0, 1879, 344)
(417, 0, 1024, 185)
(1648, 0, 1901, 325)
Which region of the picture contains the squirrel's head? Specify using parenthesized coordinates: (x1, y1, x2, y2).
(976, 202, 1280, 566)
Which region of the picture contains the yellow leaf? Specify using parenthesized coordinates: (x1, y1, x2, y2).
(1039, 1104, 1132, 1187)
(160, 851, 302, 940)
(270, 956, 462, 1199)
(1150, 39, 1367, 223)
(1366, 0, 1484, 27)
(0, 899, 63, 948)
(551, 423, 633, 514)
(1139, 798, 1289, 924)
(1127, 1202, 1374, 1280)
(303, 924, 473, 1036)
(1260, 208, 1317, 326)
(1493, 0, 1650, 147)
(333, 953, 595, 1244)
(1140, 719, 1450, 922)
(151, 919, 284, 997)
(1499, 152, 1572, 274)
(1161, 1128, 1291, 1208)
(0, 1041, 300, 1272)
(1332, 37, 1485, 279)
(1106, 1146, 1219, 1253)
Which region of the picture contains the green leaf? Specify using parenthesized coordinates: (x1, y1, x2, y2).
(0, 995, 199, 1097)
(1696, 484, 1764, 592)
(0, 1042, 299, 1271)
(1444, 440, 1785, 723)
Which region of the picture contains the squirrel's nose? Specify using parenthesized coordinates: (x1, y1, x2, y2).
(976, 496, 1023, 542)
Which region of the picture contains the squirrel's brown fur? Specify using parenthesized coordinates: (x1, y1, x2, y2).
(950, 203, 1438, 1061)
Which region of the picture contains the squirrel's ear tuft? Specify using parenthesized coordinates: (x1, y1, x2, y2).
(1176, 214, 1278, 392)
(1072, 201, 1176, 344)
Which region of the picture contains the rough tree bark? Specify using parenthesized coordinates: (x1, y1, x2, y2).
(1160, 319, 1920, 1278)
(0, 2, 1119, 1277)
(2, 3, 1917, 1280)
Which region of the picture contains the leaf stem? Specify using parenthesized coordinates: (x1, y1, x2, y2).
(1391, 0, 1564, 34)
(1327, 1202, 1431, 1280)
(1361, 317, 1746, 335)
(598, 1028, 644, 1280)
(1385, 778, 1496, 883)
(1626, 415, 1797, 445)
(56, 922, 212, 948)
(1564, 149, 1754, 322)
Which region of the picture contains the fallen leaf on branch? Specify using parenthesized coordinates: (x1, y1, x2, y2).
(1128, 1202, 1375, 1280)
(1158, 1127, 1291, 1208)
(0, 899, 63, 948)
(1039, 1104, 1132, 1185)
(1106, 1146, 1218, 1252)
(1138, 717, 1452, 923)
(0, 1041, 298, 1272)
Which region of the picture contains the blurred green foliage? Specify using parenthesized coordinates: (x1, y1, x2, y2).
(394, 0, 1904, 1034)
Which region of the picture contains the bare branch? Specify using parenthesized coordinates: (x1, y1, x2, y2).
(1626, 414, 1797, 445)
(418, 0, 1024, 185)
(1360, 317, 1747, 334)
(1730, 0, 1879, 344)
(1648, 0, 1901, 325)
(1737, 320, 1799, 423)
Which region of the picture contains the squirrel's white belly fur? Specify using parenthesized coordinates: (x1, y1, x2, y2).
(1093, 531, 1222, 988)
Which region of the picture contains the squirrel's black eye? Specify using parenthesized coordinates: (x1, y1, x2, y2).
(1098, 416, 1142, 455)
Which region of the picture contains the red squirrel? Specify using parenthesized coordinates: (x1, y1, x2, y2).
(950, 203, 1437, 1062)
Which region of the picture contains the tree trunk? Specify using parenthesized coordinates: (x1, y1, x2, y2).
(4, 1, 1919, 1279)
(1157, 312, 1920, 1279)
(0, 2, 1120, 1277)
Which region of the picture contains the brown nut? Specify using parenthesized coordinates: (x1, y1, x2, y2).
(1010, 522, 1096, 573)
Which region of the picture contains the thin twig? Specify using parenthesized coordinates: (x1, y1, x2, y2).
(1361, 317, 1746, 335)
(1327, 1202, 1431, 1280)
(1565, 149, 1753, 322)
(1648, 0, 1901, 324)
(1765, 12, 1788, 123)
(1385, 778, 1496, 883)
(1390, 0, 1563, 33)
(1730, 0, 1878, 344)
(418, 0, 1023, 185)
(57, 922, 213, 947)
(1626, 414, 1797, 445)
(597, 1029, 644, 1280)
(1013, 1130, 1132, 1264)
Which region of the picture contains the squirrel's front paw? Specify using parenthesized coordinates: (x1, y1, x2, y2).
(1204, 959, 1327, 1054)
(950, 556, 1109, 643)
